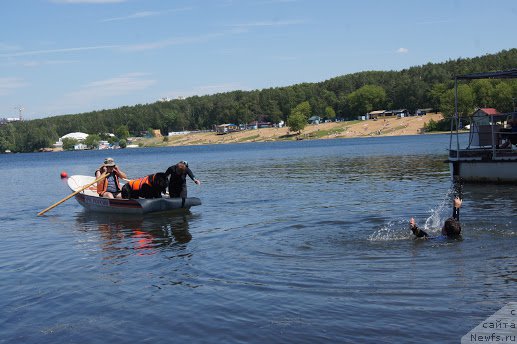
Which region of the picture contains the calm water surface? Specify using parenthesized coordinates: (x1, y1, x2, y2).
(1, 134, 515, 343)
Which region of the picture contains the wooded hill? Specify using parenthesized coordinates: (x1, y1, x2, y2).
(1, 48, 516, 153)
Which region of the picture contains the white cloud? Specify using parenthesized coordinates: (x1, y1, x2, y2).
(102, 7, 193, 22)
(271, 55, 298, 61)
(70, 73, 155, 97)
(0, 43, 21, 52)
(0, 77, 28, 96)
(0, 44, 122, 58)
(396, 47, 409, 54)
(16, 59, 78, 68)
(103, 11, 162, 22)
(58, 73, 156, 112)
(227, 19, 304, 29)
(0, 30, 232, 57)
(122, 32, 225, 52)
(415, 19, 453, 25)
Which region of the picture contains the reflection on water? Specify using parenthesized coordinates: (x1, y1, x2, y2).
(74, 211, 193, 259)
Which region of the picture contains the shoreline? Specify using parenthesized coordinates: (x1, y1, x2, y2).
(136, 113, 445, 148)
(40, 113, 445, 152)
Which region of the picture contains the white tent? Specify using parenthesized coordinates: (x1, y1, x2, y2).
(61, 132, 89, 141)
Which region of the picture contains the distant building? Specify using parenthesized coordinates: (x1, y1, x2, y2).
(257, 121, 273, 128)
(54, 132, 89, 148)
(61, 132, 89, 141)
(368, 109, 409, 119)
(367, 110, 386, 120)
(73, 143, 87, 150)
(469, 108, 502, 147)
(0, 117, 21, 125)
(214, 124, 240, 135)
(98, 140, 111, 150)
(168, 131, 191, 136)
(308, 116, 321, 124)
(244, 121, 283, 130)
(473, 108, 500, 118)
(416, 108, 433, 116)
(392, 109, 410, 118)
(158, 96, 184, 102)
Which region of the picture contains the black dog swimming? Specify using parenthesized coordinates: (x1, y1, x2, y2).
(121, 173, 168, 199)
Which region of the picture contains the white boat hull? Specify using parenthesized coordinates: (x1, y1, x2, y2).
(67, 175, 201, 214)
(449, 160, 517, 183)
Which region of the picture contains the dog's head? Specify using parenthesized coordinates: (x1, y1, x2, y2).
(150, 173, 168, 193)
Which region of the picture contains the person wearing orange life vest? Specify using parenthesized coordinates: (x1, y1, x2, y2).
(95, 157, 127, 199)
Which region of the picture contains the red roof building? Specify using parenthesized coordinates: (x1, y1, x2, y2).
(475, 108, 500, 116)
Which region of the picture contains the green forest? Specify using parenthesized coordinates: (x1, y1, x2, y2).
(1, 48, 517, 153)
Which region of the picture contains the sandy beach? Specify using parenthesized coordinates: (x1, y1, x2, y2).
(134, 113, 444, 148)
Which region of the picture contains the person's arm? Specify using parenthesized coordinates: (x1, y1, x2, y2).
(114, 166, 127, 179)
(96, 167, 106, 177)
(409, 217, 428, 238)
(452, 197, 462, 221)
(186, 167, 201, 185)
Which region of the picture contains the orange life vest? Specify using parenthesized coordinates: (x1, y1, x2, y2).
(96, 171, 122, 195)
(128, 175, 153, 191)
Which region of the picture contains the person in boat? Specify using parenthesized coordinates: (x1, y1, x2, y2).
(165, 161, 201, 204)
(95, 157, 127, 199)
(409, 197, 463, 239)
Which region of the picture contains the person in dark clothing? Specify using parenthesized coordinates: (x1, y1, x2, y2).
(165, 161, 201, 205)
(409, 197, 462, 239)
(409, 217, 429, 238)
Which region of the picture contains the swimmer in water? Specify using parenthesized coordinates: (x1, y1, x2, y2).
(409, 197, 462, 239)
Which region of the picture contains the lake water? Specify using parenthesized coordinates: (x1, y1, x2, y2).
(1, 134, 515, 343)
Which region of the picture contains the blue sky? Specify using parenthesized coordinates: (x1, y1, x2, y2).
(1, 0, 516, 119)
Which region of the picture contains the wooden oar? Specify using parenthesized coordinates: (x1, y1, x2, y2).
(37, 172, 108, 216)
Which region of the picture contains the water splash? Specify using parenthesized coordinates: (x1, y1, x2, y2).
(423, 187, 454, 232)
(369, 186, 457, 241)
(368, 219, 411, 241)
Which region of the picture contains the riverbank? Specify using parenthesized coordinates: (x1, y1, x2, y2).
(41, 113, 445, 152)
(134, 113, 444, 148)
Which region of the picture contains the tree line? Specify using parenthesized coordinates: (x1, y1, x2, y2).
(1, 48, 517, 153)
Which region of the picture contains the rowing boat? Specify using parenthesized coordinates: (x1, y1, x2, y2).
(67, 175, 201, 214)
